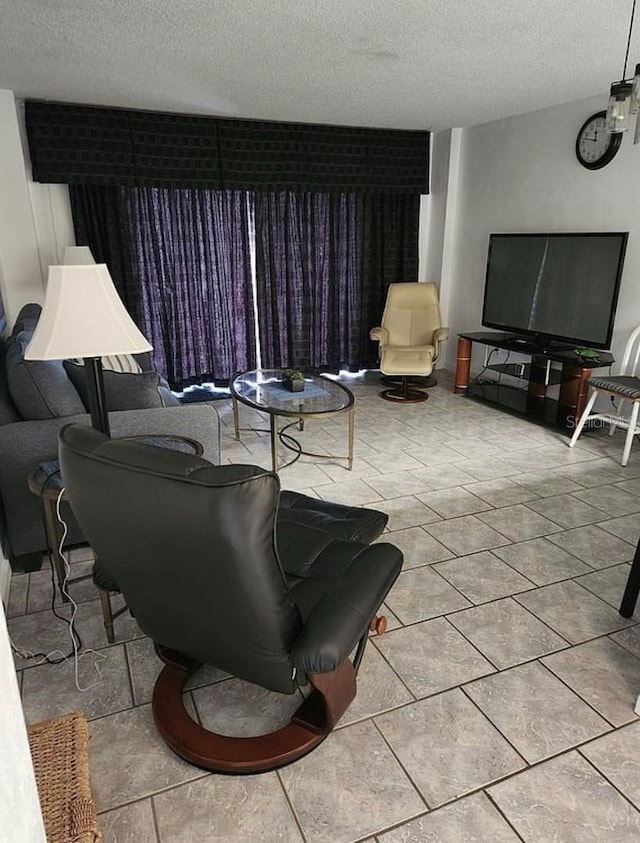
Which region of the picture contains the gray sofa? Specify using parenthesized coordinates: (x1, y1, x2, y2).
(0, 303, 220, 570)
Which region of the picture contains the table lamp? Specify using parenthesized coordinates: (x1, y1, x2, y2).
(62, 246, 96, 265)
(24, 264, 152, 436)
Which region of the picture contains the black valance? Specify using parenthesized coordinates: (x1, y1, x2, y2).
(25, 100, 429, 195)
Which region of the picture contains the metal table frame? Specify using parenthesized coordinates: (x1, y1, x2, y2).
(231, 370, 354, 473)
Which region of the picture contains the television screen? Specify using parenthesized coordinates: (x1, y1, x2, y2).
(482, 232, 628, 349)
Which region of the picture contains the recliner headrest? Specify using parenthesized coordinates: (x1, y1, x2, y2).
(59, 423, 275, 488)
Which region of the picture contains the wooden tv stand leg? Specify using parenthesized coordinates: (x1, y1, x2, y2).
(526, 356, 549, 416)
(558, 364, 591, 429)
(454, 337, 472, 394)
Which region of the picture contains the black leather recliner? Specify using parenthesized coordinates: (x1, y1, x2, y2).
(58, 424, 403, 773)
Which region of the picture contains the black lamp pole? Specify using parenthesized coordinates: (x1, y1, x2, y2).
(84, 357, 110, 436)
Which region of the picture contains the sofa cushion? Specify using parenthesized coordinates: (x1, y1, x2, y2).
(0, 338, 21, 425)
(157, 378, 181, 407)
(5, 331, 86, 420)
(63, 360, 178, 410)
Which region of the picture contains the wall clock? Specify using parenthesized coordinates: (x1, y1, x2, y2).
(576, 111, 622, 170)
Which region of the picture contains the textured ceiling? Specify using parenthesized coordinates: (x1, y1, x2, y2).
(0, 0, 638, 130)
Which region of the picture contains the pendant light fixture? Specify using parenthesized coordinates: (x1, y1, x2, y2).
(606, 0, 640, 142)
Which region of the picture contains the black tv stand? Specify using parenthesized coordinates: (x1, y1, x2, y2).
(503, 333, 577, 352)
(454, 332, 614, 429)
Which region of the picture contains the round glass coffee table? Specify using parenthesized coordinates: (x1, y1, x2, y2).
(230, 369, 354, 472)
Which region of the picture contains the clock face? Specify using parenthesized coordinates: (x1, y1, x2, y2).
(576, 111, 622, 170)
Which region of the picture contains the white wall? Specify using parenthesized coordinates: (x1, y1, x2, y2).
(424, 129, 453, 286)
(0, 90, 69, 840)
(0, 91, 74, 328)
(0, 91, 74, 601)
(0, 602, 46, 842)
(0, 90, 45, 322)
(440, 93, 640, 369)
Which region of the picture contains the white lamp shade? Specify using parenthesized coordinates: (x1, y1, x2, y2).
(62, 246, 96, 265)
(25, 264, 152, 360)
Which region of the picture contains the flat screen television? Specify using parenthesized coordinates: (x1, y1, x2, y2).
(482, 232, 628, 349)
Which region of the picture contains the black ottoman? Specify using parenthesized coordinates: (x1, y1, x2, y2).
(278, 490, 387, 545)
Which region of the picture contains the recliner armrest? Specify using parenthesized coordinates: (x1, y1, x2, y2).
(369, 326, 389, 345)
(433, 327, 450, 343)
(291, 543, 402, 675)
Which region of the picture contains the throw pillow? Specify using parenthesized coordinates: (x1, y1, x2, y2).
(5, 331, 86, 420)
(63, 360, 171, 411)
(100, 354, 143, 374)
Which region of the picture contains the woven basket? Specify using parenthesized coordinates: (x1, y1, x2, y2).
(27, 711, 101, 843)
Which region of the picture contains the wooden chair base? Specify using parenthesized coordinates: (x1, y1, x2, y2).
(151, 647, 357, 774)
(380, 375, 429, 403)
(381, 374, 438, 389)
(380, 387, 428, 403)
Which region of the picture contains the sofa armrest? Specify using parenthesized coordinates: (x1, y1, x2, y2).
(108, 404, 220, 464)
(0, 403, 221, 562)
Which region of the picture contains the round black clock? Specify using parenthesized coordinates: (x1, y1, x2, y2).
(576, 111, 622, 170)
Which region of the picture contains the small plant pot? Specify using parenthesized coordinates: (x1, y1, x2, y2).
(283, 378, 304, 392)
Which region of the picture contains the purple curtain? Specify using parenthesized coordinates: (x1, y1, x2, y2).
(71, 184, 419, 384)
(126, 188, 257, 387)
(254, 192, 420, 372)
(254, 192, 360, 371)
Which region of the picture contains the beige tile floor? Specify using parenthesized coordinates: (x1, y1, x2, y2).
(8, 369, 640, 842)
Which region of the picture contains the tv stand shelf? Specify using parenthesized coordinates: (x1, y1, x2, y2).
(454, 332, 614, 429)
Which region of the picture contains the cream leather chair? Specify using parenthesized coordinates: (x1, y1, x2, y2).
(370, 282, 449, 402)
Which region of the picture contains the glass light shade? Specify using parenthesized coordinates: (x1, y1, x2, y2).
(632, 63, 640, 114)
(606, 82, 633, 133)
(25, 264, 152, 360)
(62, 246, 95, 265)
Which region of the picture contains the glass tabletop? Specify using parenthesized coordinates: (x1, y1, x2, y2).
(231, 369, 354, 417)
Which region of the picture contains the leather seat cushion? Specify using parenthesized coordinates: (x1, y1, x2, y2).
(279, 525, 370, 622)
(278, 490, 387, 545)
(381, 345, 433, 376)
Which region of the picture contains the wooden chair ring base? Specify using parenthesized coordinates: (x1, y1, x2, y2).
(380, 388, 428, 403)
(381, 375, 438, 389)
(151, 657, 356, 774)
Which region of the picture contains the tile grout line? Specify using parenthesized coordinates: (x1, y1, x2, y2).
(275, 767, 309, 843)
(483, 787, 528, 841)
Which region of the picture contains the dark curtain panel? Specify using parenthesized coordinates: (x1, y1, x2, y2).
(71, 185, 257, 387)
(126, 188, 257, 387)
(255, 192, 419, 372)
(69, 184, 140, 316)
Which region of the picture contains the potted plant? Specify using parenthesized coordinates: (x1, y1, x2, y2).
(282, 368, 305, 392)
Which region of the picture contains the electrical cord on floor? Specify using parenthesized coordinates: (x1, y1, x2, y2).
(471, 347, 499, 385)
(11, 486, 106, 690)
(472, 348, 518, 391)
